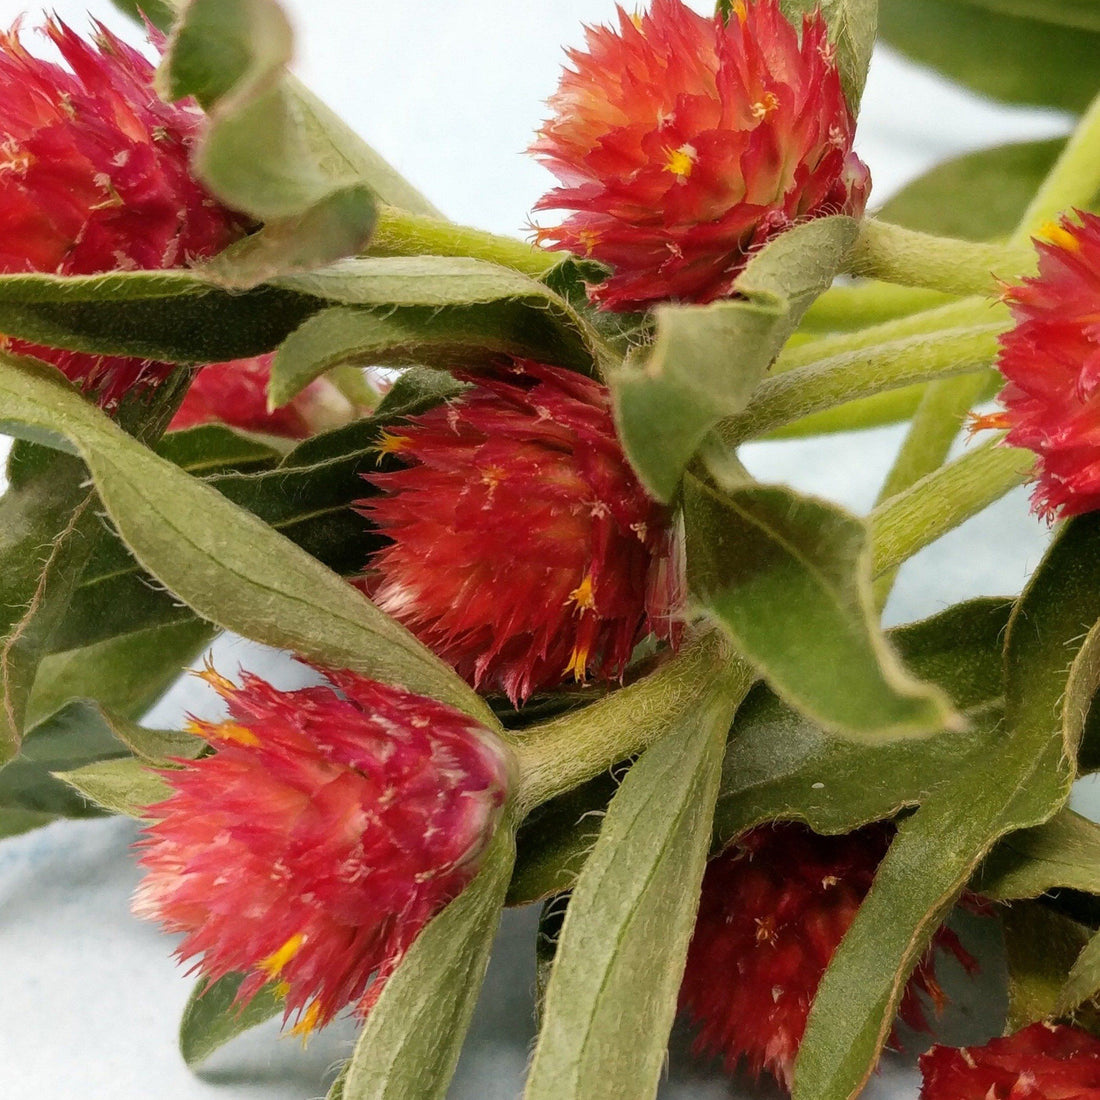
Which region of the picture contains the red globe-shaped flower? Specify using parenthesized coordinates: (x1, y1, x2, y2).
(680, 822, 974, 1089)
(169, 353, 355, 439)
(358, 361, 682, 703)
(920, 1022, 1100, 1099)
(0, 20, 249, 409)
(977, 212, 1100, 519)
(530, 0, 870, 311)
(133, 664, 512, 1034)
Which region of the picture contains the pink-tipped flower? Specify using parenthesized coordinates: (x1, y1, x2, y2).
(680, 822, 974, 1090)
(530, 0, 870, 311)
(920, 1022, 1100, 1099)
(133, 665, 512, 1034)
(358, 361, 681, 704)
(974, 212, 1100, 520)
(0, 20, 249, 409)
(169, 354, 356, 439)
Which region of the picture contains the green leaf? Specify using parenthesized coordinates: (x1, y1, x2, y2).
(339, 821, 515, 1100)
(612, 216, 857, 501)
(179, 973, 283, 1068)
(160, 0, 377, 275)
(0, 355, 495, 727)
(879, 139, 1068, 241)
(109, 0, 179, 33)
(879, 0, 1100, 111)
(1057, 924, 1100, 1015)
(53, 757, 172, 817)
(779, 0, 877, 110)
(793, 514, 1100, 1100)
(523, 674, 746, 1100)
(975, 808, 1100, 901)
(0, 807, 57, 840)
(963, 0, 1100, 33)
(684, 474, 958, 740)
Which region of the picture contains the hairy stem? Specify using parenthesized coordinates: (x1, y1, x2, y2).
(799, 280, 954, 334)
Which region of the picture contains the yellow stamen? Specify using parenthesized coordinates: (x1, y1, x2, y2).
(210, 721, 259, 747)
(564, 643, 590, 681)
(375, 430, 411, 456)
(259, 932, 306, 978)
(664, 143, 697, 181)
(751, 92, 780, 120)
(194, 659, 237, 698)
(290, 999, 323, 1039)
(733, 0, 748, 23)
(568, 574, 597, 611)
(577, 225, 602, 256)
(273, 981, 291, 998)
(629, 9, 643, 30)
(1038, 220, 1081, 253)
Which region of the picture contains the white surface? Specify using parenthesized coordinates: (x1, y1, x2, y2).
(0, 2, 1081, 1098)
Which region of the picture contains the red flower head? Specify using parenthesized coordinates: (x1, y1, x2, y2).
(530, 0, 870, 311)
(133, 664, 512, 1034)
(679, 822, 975, 1089)
(169, 353, 355, 439)
(975, 212, 1100, 519)
(358, 361, 682, 704)
(0, 19, 249, 409)
(920, 1022, 1100, 1099)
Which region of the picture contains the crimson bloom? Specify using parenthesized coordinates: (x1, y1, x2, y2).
(358, 361, 681, 703)
(169, 353, 355, 439)
(679, 822, 974, 1089)
(530, 0, 870, 311)
(975, 212, 1100, 519)
(920, 1022, 1100, 1099)
(0, 19, 249, 409)
(133, 665, 512, 1034)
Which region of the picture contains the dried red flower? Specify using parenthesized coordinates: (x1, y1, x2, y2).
(133, 665, 512, 1034)
(975, 212, 1100, 519)
(358, 361, 681, 704)
(530, 0, 870, 311)
(169, 353, 355, 439)
(679, 822, 974, 1089)
(919, 1022, 1100, 1099)
(0, 19, 249, 409)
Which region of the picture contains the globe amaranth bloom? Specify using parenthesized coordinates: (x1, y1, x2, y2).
(530, 0, 870, 311)
(974, 212, 1100, 520)
(920, 1022, 1100, 1099)
(169, 354, 356, 440)
(133, 664, 512, 1034)
(679, 822, 974, 1089)
(0, 19, 249, 409)
(358, 361, 682, 704)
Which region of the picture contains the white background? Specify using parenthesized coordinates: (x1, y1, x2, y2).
(0, 2, 1082, 1098)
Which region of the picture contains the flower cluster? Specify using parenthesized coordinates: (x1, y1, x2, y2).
(359, 361, 682, 703)
(0, 19, 248, 409)
(679, 822, 974, 1088)
(133, 665, 512, 1032)
(531, 0, 870, 311)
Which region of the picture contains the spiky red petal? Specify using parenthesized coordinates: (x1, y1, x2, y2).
(680, 822, 975, 1090)
(530, 0, 870, 311)
(920, 1022, 1100, 1099)
(358, 361, 681, 703)
(986, 211, 1100, 519)
(133, 666, 511, 1032)
(0, 20, 249, 409)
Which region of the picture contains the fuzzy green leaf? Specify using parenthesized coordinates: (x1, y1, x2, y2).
(1057, 925, 1100, 1015)
(0, 807, 57, 840)
(0, 355, 495, 726)
(612, 216, 857, 501)
(684, 474, 958, 740)
(779, 0, 877, 110)
(338, 821, 515, 1100)
(523, 671, 749, 1100)
(179, 974, 283, 1068)
(963, 0, 1100, 33)
(53, 757, 171, 818)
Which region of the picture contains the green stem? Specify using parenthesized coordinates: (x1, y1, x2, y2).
(1013, 88, 1100, 244)
(845, 219, 1033, 298)
(720, 324, 1003, 445)
(510, 632, 753, 813)
(368, 206, 557, 279)
(870, 436, 1034, 579)
(870, 372, 996, 611)
(799, 281, 954, 334)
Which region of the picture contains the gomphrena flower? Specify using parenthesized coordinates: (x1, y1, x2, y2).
(919, 1022, 1100, 1099)
(679, 822, 974, 1089)
(169, 353, 355, 439)
(974, 212, 1100, 519)
(530, 0, 870, 311)
(0, 19, 249, 409)
(133, 664, 512, 1034)
(359, 361, 681, 704)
